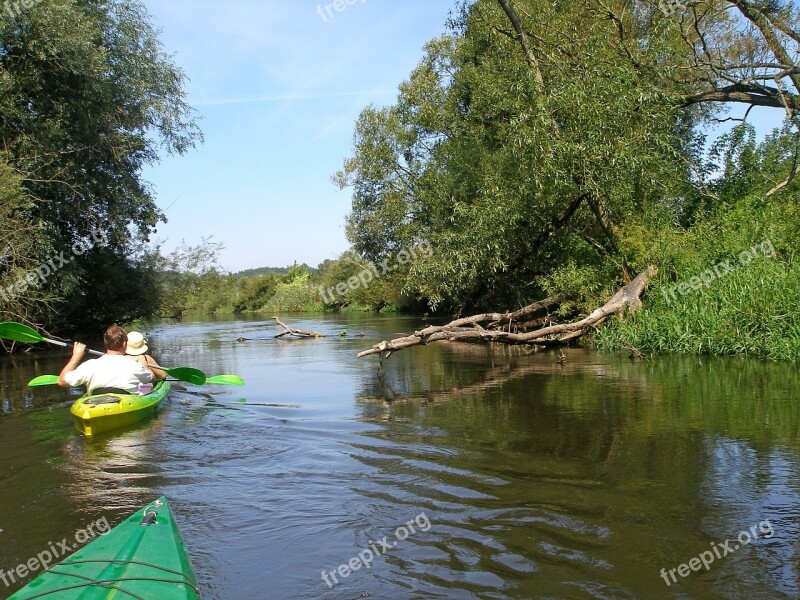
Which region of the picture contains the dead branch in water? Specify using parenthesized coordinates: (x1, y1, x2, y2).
(357, 267, 656, 359)
(273, 316, 327, 338)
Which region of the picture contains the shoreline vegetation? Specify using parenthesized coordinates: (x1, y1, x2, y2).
(1, 1, 799, 362)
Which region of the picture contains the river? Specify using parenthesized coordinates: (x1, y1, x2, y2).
(0, 314, 798, 599)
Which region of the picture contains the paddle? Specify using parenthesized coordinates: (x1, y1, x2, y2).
(29, 373, 244, 387)
(205, 374, 245, 386)
(0, 322, 207, 385)
(27, 375, 60, 387)
(148, 366, 206, 385)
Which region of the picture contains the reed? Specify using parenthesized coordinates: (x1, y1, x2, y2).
(595, 194, 800, 361)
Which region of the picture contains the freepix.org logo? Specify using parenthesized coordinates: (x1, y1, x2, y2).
(320, 511, 432, 588)
(659, 0, 687, 17)
(0, 516, 110, 589)
(316, 0, 368, 23)
(0, 227, 108, 305)
(3, 0, 43, 19)
(659, 519, 774, 586)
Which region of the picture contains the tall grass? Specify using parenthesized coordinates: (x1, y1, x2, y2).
(595, 193, 800, 361)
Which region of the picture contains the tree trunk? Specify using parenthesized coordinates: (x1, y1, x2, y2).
(358, 267, 656, 358)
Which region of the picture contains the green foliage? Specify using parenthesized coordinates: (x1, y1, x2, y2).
(150, 247, 430, 317)
(595, 186, 800, 361)
(261, 270, 323, 313)
(234, 264, 317, 278)
(316, 250, 409, 310)
(54, 247, 161, 336)
(593, 119, 800, 361)
(0, 0, 201, 334)
(0, 158, 54, 324)
(151, 239, 231, 317)
(595, 259, 800, 361)
(541, 260, 614, 317)
(233, 274, 281, 313)
(146, 242, 324, 317)
(338, 0, 688, 312)
(330, 0, 800, 361)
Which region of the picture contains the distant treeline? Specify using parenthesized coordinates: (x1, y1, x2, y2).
(232, 265, 317, 279)
(156, 242, 424, 318)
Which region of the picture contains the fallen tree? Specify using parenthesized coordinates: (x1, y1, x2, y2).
(273, 316, 327, 338)
(357, 266, 656, 359)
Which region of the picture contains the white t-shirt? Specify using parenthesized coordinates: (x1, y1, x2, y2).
(64, 354, 152, 394)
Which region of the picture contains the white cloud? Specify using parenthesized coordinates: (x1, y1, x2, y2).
(193, 88, 394, 107)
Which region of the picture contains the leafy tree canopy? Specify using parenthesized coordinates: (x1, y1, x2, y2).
(337, 0, 800, 313)
(0, 0, 202, 334)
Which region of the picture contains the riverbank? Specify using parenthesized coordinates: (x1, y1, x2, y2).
(594, 195, 800, 363)
(155, 190, 800, 365)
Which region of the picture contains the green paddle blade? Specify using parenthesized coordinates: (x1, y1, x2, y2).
(0, 322, 47, 344)
(160, 366, 206, 386)
(205, 374, 245, 386)
(28, 375, 60, 387)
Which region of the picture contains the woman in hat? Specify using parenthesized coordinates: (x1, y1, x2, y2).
(125, 331, 166, 382)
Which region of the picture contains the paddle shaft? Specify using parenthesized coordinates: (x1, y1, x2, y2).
(44, 336, 104, 357)
(43, 338, 186, 377)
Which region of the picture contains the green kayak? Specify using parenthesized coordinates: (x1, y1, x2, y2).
(8, 497, 201, 599)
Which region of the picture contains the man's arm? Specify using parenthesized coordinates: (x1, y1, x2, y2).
(58, 343, 86, 387)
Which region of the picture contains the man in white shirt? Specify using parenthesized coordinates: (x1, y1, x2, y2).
(58, 325, 155, 394)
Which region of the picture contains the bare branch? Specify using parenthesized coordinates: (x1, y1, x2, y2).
(496, 0, 545, 87)
(358, 268, 657, 358)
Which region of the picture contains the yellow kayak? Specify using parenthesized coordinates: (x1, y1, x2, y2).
(70, 381, 171, 436)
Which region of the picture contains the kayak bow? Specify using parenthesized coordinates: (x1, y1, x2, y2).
(8, 496, 200, 599)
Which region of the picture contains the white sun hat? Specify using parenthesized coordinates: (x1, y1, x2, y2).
(126, 331, 149, 356)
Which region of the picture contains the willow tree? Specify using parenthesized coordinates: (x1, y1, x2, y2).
(0, 0, 201, 333)
(338, 0, 799, 315)
(671, 0, 800, 195)
(338, 0, 687, 313)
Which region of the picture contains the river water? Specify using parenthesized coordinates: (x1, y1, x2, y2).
(0, 314, 798, 599)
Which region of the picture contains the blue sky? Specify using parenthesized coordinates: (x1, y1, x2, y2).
(141, 0, 455, 272)
(140, 1, 786, 273)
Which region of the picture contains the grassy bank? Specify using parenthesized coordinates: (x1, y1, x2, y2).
(594, 195, 800, 361)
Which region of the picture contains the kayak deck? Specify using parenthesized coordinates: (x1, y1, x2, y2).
(8, 496, 200, 600)
(70, 381, 171, 436)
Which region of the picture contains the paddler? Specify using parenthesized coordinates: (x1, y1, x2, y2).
(58, 325, 155, 394)
(125, 331, 167, 383)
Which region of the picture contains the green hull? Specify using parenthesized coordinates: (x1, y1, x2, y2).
(8, 496, 200, 599)
(70, 381, 171, 436)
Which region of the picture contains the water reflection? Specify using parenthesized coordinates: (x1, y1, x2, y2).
(0, 315, 797, 599)
(354, 343, 799, 598)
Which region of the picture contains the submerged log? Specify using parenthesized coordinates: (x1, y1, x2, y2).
(357, 266, 656, 358)
(273, 317, 327, 338)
